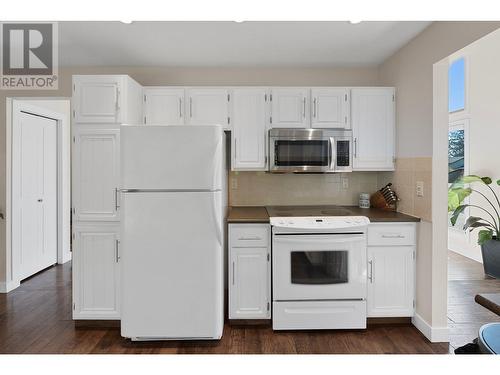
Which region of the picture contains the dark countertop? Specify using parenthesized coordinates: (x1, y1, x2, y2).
(227, 206, 270, 223)
(227, 205, 420, 223)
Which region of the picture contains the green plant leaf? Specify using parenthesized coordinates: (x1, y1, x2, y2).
(478, 229, 493, 245)
(481, 177, 493, 184)
(448, 188, 472, 211)
(462, 175, 483, 183)
(463, 216, 485, 230)
(466, 222, 495, 232)
(450, 205, 467, 226)
(496, 179, 500, 186)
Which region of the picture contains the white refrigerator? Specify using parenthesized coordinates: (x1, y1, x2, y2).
(120, 125, 225, 340)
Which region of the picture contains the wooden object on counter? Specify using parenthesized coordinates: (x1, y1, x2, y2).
(475, 293, 500, 316)
(371, 183, 398, 211)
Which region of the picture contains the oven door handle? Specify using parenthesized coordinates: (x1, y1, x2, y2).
(273, 234, 366, 244)
(329, 137, 336, 171)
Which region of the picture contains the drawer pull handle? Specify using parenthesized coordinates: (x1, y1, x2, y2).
(238, 236, 262, 241)
(368, 260, 373, 283)
(381, 234, 405, 239)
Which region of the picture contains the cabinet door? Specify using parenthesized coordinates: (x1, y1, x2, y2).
(311, 88, 350, 129)
(352, 88, 395, 170)
(186, 88, 230, 129)
(73, 127, 120, 222)
(367, 246, 415, 317)
(270, 88, 310, 128)
(232, 88, 268, 170)
(72, 225, 120, 319)
(73, 76, 123, 123)
(229, 247, 271, 319)
(143, 88, 185, 125)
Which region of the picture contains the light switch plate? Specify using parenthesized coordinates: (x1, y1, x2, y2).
(231, 177, 238, 189)
(342, 176, 349, 189)
(416, 181, 424, 197)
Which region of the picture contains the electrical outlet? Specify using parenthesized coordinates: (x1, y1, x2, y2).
(416, 181, 424, 197)
(341, 176, 349, 189)
(231, 177, 238, 189)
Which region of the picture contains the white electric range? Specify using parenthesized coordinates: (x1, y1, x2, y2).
(270, 216, 370, 330)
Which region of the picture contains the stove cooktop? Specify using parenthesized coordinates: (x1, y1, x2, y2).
(266, 205, 356, 218)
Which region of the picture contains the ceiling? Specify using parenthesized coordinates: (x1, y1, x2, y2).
(58, 21, 432, 67)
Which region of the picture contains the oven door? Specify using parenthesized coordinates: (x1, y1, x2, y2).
(272, 233, 367, 301)
(269, 137, 334, 173)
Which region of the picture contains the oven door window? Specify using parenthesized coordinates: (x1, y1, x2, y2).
(274, 140, 329, 166)
(291, 251, 348, 284)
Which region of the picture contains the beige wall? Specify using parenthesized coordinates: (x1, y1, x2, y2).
(0, 66, 380, 283)
(379, 21, 500, 330)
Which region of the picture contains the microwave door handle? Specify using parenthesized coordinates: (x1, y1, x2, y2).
(329, 137, 336, 171)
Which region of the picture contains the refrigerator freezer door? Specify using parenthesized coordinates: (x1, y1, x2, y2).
(121, 190, 224, 340)
(121, 125, 223, 191)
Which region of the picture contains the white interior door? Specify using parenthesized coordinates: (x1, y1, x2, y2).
(14, 112, 58, 280)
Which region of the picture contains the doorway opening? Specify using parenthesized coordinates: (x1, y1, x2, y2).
(4, 98, 71, 292)
(434, 30, 500, 351)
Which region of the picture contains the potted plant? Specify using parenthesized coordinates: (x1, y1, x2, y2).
(448, 175, 500, 278)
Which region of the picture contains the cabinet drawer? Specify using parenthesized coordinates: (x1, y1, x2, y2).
(368, 223, 416, 246)
(229, 224, 270, 248)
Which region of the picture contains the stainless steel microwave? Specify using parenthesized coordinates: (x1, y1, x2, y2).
(269, 128, 352, 173)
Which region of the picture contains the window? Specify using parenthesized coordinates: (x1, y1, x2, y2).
(448, 128, 465, 184)
(449, 58, 465, 113)
(448, 120, 469, 230)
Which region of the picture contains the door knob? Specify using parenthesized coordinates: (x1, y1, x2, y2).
(37, 199, 43, 202)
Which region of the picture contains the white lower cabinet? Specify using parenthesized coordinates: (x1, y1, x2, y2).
(229, 224, 271, 319)
(72, 224, 121, 319)
(367, 223, 416, 317)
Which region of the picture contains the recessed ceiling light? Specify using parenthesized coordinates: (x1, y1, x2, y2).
(121, 20, 133, 24)
(349, 20, 362, 24)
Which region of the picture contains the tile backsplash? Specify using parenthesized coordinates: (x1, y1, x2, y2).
(392, 157, 432, 222)
(229, 171, 393, 207)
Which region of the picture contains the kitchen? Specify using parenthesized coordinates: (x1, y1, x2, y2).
(2, 18, 500, 364)
(71, 75, 419, 338)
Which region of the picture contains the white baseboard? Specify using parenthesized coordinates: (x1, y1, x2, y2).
(60, 251, 72, 264)
(0, 279, 20, 294)
(412, 313, 449, 343)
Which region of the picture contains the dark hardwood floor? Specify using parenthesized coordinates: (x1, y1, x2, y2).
(0, 251, 497, 354)
(447, 251, 500, 350)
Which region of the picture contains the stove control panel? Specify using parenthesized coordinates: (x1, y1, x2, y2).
(270, 216, 370, 231)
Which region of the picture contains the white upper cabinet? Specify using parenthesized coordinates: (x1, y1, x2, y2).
(270, 88, 310, 128)
(72, 224, 121, 319)
(186, 88, 230, 129)
(73, 75, 142, 124)
(351, 88, 395, 171)
(143, 88, 185, 125)
(311, 88, 350, 129)
(231, 88, 269, 171)
(73, 126, 120, 222)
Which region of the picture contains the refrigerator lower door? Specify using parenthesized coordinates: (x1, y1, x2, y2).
(120, 191, 224, 340)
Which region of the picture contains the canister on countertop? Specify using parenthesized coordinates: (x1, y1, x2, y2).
(359, 193, 370, 209)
